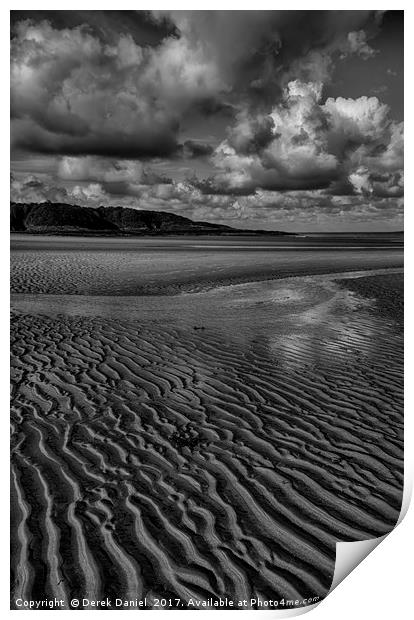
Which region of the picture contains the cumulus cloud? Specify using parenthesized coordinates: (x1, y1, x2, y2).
(202, 80, 403, 198)
(11, 18, 224, 158)
(11, 171, 403, 232)
(11, 174, 71, 203)
(10, 10, 403, 230)
(342, 30, 378, 60)
(70, 183, 107, 204)
(349, 168, 403, 198)
(58, 156, 171, 185)
(11, 11, 382, 159)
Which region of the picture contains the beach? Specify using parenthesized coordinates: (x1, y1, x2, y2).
(10, 235, 404, 609)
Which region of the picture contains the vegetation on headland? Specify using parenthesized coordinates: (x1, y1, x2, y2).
(10, 202, 291, 236)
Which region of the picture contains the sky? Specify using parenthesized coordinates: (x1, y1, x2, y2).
(10, 10, 404, 232)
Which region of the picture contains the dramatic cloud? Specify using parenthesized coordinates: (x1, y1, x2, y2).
(201, 80, 403, 198)
(11, 11, 382, 159)
(11, 18, 224, 158)
(156, 10, 380, 99)
(10, 10, 403, 230)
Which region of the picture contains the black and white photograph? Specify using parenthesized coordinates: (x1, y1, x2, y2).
(10, 8, 404, 612)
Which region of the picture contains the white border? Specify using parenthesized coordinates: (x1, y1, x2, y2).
(3, 3, 411, 619)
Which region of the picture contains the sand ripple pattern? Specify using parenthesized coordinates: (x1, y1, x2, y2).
(10, 313, 403, 608)
(11, 249, 403, 296)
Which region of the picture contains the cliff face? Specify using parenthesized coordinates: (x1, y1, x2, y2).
(10, 202, 288, 235)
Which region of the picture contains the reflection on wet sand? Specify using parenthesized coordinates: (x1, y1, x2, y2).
(11, 268, 402, 368)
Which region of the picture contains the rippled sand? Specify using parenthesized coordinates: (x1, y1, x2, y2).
(11, 234, 403, 296)
(10, 238, 403, 609)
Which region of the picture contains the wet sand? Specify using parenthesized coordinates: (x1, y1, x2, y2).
(336, 273, 403, 328)
(11, 234, 403, 296)
(10, 237, 404, 609)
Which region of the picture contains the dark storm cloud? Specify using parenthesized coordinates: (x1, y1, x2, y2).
(156, 11, 381, 101)
(10, 10, 176, 46)
(181, 140, 214, 158)
(10, 15, 224, 159)
(11, 10, 383, 160)
(12, 120, 179, 159)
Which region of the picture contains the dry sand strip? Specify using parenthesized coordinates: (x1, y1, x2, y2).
(10, 306, 403, 609)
